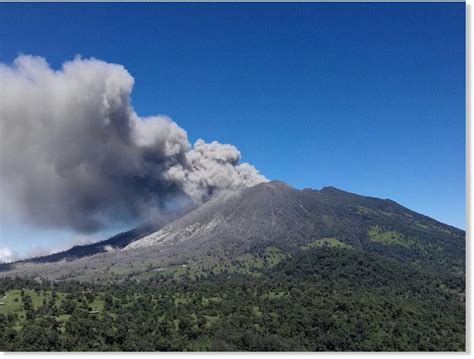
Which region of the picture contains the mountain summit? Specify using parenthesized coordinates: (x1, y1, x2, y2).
(0, 181, 465, 282)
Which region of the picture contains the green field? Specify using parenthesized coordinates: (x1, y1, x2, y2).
(367, 225, 442, 254)
(0, 288, 104, 329)
(302, 237, 353, 250)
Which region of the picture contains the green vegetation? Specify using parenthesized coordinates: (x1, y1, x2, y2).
(262, 246, 287, 266)
(367, 225, 442, 255)
(0, 246, 465, 352)
(0, 290, 22, 314)
(0, 177, 465, 352)
(0, 289, 67, 316)
(368, 226, 415, 248)
(302, 237, 353, 250)
(154, 246, 289, 280)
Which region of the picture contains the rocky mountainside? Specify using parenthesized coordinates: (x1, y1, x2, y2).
(0, 181, 465, 282)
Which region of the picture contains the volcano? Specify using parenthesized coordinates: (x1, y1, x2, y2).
(0, 181, 464, 283)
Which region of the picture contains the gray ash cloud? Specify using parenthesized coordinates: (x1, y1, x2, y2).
(0, 55, 267, 233)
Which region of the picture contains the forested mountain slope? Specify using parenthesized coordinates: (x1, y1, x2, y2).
(0, 181, 465, 351)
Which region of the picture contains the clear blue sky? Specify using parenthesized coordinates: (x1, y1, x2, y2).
(0, 3, 465, 257)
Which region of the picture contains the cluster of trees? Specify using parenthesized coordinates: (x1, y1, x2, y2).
(0, 247, 465, 351)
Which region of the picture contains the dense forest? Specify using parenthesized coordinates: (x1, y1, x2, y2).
(0, 247, 465, 351)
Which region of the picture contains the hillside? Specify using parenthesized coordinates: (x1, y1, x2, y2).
(0, 181, 465, 283)
(0, 181, 465, 351)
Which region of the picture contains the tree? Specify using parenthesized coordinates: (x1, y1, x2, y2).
(60, 299, 76, 315)
(104, 294, 114, 312)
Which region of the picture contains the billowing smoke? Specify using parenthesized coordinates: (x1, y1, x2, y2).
(0, 55, 267, 233)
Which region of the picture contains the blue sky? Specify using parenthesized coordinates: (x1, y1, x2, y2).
(0, 3, 465, 257)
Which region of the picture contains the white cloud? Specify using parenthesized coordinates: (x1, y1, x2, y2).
(0, 247, 15, 264)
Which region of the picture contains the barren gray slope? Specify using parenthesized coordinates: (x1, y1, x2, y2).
(125, 180, 316, 250)
(126, 180, 463, 253)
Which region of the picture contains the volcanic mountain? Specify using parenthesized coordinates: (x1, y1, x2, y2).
(0, 181, 465, 282)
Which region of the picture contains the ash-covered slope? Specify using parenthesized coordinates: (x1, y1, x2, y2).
(126, 180, 322, 250)
(0, 181, 465, 281)
(0, 206, 194, 270)
(126, 180, 464, 266)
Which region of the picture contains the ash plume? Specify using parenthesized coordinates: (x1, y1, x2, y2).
(0, 55, 267, 233)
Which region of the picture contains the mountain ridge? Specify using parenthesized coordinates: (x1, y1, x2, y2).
(0, 180, 465, 282)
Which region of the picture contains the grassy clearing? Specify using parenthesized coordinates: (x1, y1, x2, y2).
(130, 245, 288, 281)
(367, 225, 442, 254)
(368, 226, 415, 248)
(263, 291, 287, 300)
(228, 246, 287, 275)
(302, 237, 353, 250)
(202, 297, 222, 305)
(0, 289, 104, 319)
(0, 289, 67, 315)
(236, 254, 265, 269)
(0, 289, 22, 314)
(90, 298, 105, 312)
(263, 246, 287, 267)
